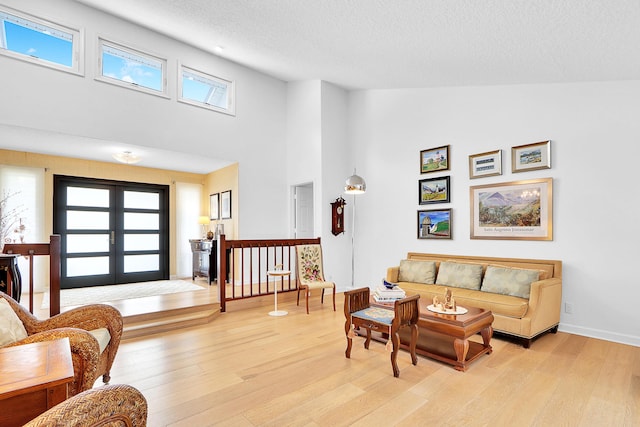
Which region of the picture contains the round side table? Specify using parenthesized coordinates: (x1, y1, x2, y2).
(267, 269, 290, 316)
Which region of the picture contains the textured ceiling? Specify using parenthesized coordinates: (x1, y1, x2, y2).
(74, 0, 640, 90)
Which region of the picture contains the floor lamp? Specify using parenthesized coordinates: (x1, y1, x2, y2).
(344, 170, 366, 288)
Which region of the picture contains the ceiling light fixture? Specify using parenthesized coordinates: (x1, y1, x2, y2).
(112, 151, 141, 164)
(214, 45, 224, 54)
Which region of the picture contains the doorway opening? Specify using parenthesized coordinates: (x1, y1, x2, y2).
(292, 183, 314, 238)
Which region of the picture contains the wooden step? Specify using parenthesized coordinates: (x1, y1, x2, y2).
(122, 302, 221, 340)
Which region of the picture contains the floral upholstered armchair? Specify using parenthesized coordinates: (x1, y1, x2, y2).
(295, 244, 336, 314)
(0, 292, 123, 396)
(24, 384, 148, 427)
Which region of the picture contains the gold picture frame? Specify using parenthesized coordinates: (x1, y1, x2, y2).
(511, 140, 551, 173)
(469, 149, 502, 179)
(470, 178, 553, 240)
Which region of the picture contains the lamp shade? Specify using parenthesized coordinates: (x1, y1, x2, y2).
(344, 172, 366, 194)
(198, 216, 210, 225)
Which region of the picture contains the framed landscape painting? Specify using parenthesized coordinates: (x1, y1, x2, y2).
(470, 178, 552, 240)
(419, 176, 450, 204)
(417, 209, 452, 239)
(420, 145, 449, 174)
(511, 140, 551, 173)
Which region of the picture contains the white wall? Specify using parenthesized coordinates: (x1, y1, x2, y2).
(0, 0, 288, 240)
(348, 80, 640, 346)
(285, 81, 352, 288)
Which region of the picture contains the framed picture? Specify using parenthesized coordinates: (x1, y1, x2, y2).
(209, 193, 219, 220)
(511, 140, 551, 173)
(470, 178, 553, 240)
(469, 149, 502, 179)
(420, 145, 449, 174)
(418, 209, 452, 239)
(419, 176, 450, 205)
(220, 190, 232, 219)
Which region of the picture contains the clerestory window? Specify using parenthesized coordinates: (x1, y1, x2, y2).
(97, 37, 167, 97)
(0, 5, 83, 75)
(179, 64, 235, 115)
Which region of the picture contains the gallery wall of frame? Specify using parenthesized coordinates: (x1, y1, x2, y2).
(210, 190, 232, 220)
(417, 140, 553, 242)
(418, 145, 451, 239)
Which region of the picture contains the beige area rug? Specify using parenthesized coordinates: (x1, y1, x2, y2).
(41, 280, 206, 308)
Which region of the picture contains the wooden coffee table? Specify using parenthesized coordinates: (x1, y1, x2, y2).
(412, 303, 493, 371)
(373, 298, 493, 371)
(0, 338, 74, 426)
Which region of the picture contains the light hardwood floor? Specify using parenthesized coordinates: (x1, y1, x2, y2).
(106, 289, 638, 427)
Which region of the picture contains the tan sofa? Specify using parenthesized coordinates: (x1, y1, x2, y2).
(386, 253, 562, 347)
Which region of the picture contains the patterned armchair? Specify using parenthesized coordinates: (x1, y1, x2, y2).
(24, 384, 147, 427)
(295, 244, 336, 314)
(0, 292, 123, 396)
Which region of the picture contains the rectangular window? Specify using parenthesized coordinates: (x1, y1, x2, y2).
(97, 37, 167, 97)
(0, 6, 83, 75)
(179, 64, 235, 115)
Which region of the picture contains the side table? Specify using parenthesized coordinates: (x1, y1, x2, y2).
(267, 269, 290, 316)
(0, 338, 74, 426)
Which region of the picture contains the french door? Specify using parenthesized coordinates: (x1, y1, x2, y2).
(53, 176, 169, 289)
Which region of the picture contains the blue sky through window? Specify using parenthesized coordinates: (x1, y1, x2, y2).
(181, 68, 230, 110)
(2, 19, 73, 67)
(101, 43, 163, 92)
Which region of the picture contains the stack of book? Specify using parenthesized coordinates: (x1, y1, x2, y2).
(373, 285, 406, 303)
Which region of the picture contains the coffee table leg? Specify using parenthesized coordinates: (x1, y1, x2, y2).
(481, 325, 493, 354)
(453, 338, 469, 366)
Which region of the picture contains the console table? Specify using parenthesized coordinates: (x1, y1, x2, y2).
(0, 254, 21, 302)
(189, 239, 217, 285)
(0, 338, 74, 426)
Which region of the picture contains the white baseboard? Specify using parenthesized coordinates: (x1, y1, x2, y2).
(559, 323, 639, 348)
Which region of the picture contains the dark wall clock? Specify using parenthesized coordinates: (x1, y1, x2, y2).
(330, 197, 346, 236)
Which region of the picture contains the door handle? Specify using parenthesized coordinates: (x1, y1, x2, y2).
(111, 231, 115, 245)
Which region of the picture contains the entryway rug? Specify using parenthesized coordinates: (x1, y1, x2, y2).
(41, 280, 206, 308)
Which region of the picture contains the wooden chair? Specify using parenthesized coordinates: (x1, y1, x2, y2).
(295, 244, 336, 314)
(24, 384, 148, 427)
(344, 287, 420, 377)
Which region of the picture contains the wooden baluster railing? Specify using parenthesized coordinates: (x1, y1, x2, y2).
(217, 235, 321, 312)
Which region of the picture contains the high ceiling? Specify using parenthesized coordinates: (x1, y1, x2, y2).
(8, 1, 638, 174)
(75, 0, 640, 90)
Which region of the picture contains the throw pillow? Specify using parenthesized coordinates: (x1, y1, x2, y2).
(397, 260, 436, 284)
(0, 298, 28, 346)
(435, 261, 483, 290)
(481, 265, 540, 299)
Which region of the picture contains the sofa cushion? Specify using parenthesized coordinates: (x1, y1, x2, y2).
(398, 260, 436, 284)
(481, 265, 540, 298)
(435, 261, 483, 290)
(0, 298, 28, 346)
(399, 282, 529, 318)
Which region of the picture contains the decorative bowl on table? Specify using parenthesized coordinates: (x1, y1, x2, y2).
(383, 279, 397, 289)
